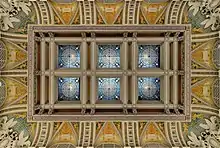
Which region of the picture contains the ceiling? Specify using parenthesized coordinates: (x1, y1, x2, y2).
(0, 0, 219, 147)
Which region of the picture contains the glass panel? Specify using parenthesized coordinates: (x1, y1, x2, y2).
(138, 77, 160, 100)
(138, 45, 160, 68)
(58, 45, 80, 68)
(58, 78, 80, 101)
(98, 45, 120, 68)
(98, 78, 120, 100)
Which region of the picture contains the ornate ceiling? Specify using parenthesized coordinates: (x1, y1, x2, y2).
(0, 0, 220, 147)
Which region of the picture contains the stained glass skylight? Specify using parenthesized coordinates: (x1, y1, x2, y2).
(58, 45, 80, 68)
(98, 45, 120, 68)
(138, 77, 160, 100)
(58, 78, 80, 101)
(138, 45, 160, 68)
(98, 78, 120, 100)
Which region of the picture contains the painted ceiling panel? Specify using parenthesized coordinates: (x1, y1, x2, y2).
(0, 0, 220, 148)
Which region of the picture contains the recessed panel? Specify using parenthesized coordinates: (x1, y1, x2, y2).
(98, 45, 120, 68)
(98, 78, 120, 100)
(58, 45, 80, 68)
(28, 25, 191, 121)
(138, 45, 160, 68)
(58, 78, 80, 101)
(138, 77, 160, 100)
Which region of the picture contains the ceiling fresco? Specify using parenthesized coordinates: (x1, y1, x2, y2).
(0, 0, 220, 147)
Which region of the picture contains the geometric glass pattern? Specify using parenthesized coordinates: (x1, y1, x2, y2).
(138, 45, 160, 68)
(58, 78, 80, 101)
(98, 45, 120, 68)
(138, 77, 160, 100)
(58, 45, 80, 68)
(98, 78, 120, 100)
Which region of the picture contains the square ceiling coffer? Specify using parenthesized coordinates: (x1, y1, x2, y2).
(27, 25, 191, 121)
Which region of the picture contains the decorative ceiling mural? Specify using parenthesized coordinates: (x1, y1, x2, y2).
(0, 0, 220, 148)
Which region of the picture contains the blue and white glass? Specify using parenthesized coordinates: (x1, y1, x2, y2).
(98, 78, 120, 100)
(58, 78, 80, 101)
(138, 45, 160, 68)
(98, 45, 120, 68)
(58, 45, 80, 68)
(138, 77, 160, 100)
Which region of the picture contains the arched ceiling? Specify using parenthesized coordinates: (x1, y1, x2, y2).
(0, 0, 220, 147)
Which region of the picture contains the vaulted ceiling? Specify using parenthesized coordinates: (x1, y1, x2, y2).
(0, 0, 220, 147)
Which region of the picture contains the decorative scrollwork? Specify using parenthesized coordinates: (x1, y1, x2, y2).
(0, 0, 32, 31)
(187, 116, 220, 147)
(0, 116, 31, 147)
(188, 0, 220, 30)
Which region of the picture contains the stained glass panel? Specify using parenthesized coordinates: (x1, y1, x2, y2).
(58, 45, 80, 68)
(58, 78, 80, 101)
(138, 45, 160, 68)
(98, 78, 120, 100)
(138, 77, 160, 100)
(98, 45, 120, 68)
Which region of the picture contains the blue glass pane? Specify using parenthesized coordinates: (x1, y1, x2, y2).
(138, 77, 160, 100)
(98, 45, 120, 68)
(98, 78, 120, 100)
(58, 78, 80, 101)
(138, 45, 160, 68)
(58, 45, 80, 68)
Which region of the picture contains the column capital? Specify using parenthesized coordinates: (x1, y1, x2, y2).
(90, 104, 96, 115)
(39, 32, 45, 38)
(123, 32, 128, 38)
(38, 105, 45, 115)
(123, 104, 128, 115)
(132, 104, 137, 114)
(123, 32, 128, 42)
(164, 104, 171, 114)
(174, 104, 180, 115)
(81, 104, 87, 115)
(175, 32, 180, 37)
(165, 32, 171, 41)
(81, 32, 86, 38)
(34, 105, 41, 111)
(48, 32, 54, 38)
(34, 36, 42, 42)
(48, 104, 54, 115)
(91, 32, 96, 38)
(132, 32, 138, 38)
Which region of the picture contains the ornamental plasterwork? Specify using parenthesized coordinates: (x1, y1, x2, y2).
(0, 116, 31, 147)
(187, 116, 220, 148)
(0, 0, 31, 31)
(0, 0, 220, 147)
(188, 0, 220, 30)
